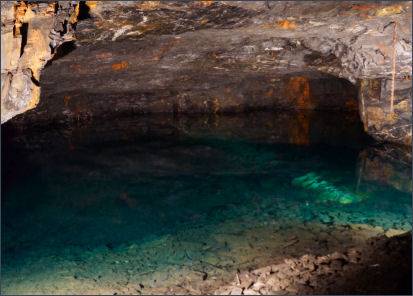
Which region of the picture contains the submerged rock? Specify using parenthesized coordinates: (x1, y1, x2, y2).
(215, 232, 412, 295)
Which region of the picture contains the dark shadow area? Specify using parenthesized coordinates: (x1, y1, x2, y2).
(30, 75, 40, 87)
(19, 23, 28, 57)
(299, 232, 412, 295)
(54, 41, 77, 59)
(217, 232, 412, 295)
(344, 233, 412, 295)
(78, 1, 91, 21)
(15, 70, 361, 127)
(45, 41, 77, 67)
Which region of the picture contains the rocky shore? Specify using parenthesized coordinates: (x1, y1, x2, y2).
(215, 232, 412, 295)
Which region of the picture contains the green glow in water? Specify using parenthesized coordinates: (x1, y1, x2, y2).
(292, 172, 369, 204)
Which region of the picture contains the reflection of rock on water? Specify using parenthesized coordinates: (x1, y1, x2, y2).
(357, 145, 412, 193)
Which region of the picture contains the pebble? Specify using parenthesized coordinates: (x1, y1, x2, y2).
(243, 289, 260, 295)
(229, 287, 243, 295)
(251, 281, 266, 291)
(385, 228, 407, 238)
(251, 266, 271, 276)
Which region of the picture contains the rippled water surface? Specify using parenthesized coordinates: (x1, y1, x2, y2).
(1, 112, 411, 294)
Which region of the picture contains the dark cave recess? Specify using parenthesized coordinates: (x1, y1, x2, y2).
(14, 70, 359, 124)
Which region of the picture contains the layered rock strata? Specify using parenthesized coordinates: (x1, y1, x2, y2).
(1, 1, 412, 146)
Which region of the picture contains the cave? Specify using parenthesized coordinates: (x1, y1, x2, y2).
(1, 1, 412, 295)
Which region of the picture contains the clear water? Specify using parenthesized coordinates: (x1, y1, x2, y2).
(1, 111, 411, 294)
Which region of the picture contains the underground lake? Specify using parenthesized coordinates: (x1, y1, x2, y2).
(1, 1, 412, 295)
(1, 111, 412, 294)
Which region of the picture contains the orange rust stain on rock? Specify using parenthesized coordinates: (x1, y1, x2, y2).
(192, 1, 214, 8)
(265, 88, 274, 98)
(276, 20, 297, 30)
(201, 0, 214, 6)
(404, 134, 412, 146)
(287, 76, 312, 109)
(112, 61, 128, 71)
(290, 113, 310, 145)
(63, 95, 71, 107)
(86, 1, 98, 10)
(351, 4, 380, 11)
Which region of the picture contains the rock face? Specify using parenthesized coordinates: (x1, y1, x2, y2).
(1, 1, 78, 123)
(1, 1, 412, 146)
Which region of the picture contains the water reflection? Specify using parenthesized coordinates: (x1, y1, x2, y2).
(357, 145, 412, 193)
(1, 111, 411, 294)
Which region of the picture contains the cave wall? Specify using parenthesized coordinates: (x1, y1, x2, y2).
(24, 68, 359, 122)
(1, 1, 78, 123)
(359, 77, 412, 146)
(1, 1, 412, 146)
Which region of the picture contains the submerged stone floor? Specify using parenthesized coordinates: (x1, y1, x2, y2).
(1, 112, 411, 295)
(2, 216, 411, 295)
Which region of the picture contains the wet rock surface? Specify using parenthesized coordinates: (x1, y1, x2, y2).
(2, 1, 412, 146)
(215, 232, 412, 295)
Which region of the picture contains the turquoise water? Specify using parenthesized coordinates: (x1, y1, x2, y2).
(1, 112, 411, 294)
